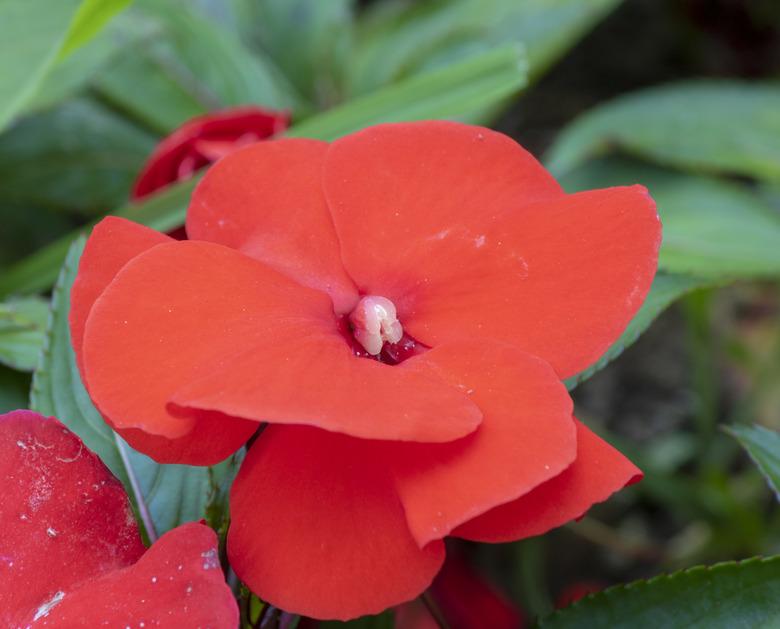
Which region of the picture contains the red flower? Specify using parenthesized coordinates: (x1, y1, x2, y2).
(131, 106, 289, 200)
(0, 410, 238, 626)
(70, 121, 660, 620)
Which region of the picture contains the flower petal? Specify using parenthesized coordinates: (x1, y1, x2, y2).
(73, 220, 257, 465)
(187, 138, 359, 313)
(453, 419, 642, 543)
(70, 216, 171, 375)
(29, 523, 238, 627)
(0, 410, 144, 622)
(323, 121, 660, 378)
(228, 425, 445, 620)
(171, 335, 482, 443)
(84, 240, 478, 448)
(387, 342, 575, 547)
(132, 105, 289, 199)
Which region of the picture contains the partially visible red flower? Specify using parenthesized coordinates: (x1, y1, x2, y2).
(131, 106, 289, 200)
(0, 410, 237, 626)
(71, 121, 661, 619)
(395, 550, 524, 629)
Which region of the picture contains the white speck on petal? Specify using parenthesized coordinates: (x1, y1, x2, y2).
(33, 590, 65, 621)
(46, 527, 57, 537)
(201, 548, 219, 570)
(474, 235, 486, 248)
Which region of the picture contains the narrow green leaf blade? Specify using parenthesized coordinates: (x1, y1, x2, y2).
(566, 273, 711, 389)
(58, 0, 132, 57)
(541, 556, 780, 629)
(546, 80, 780, 182)
(288, 44, 527, 141)
(726, 424, 780, 501)
(29, 237, 217, 535)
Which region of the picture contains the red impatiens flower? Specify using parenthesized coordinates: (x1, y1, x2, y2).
(70, 121, 661, 620)
(0, 410, 238, 626)
(131, 106, 289, 200)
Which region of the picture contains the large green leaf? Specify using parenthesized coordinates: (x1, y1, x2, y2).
(546, 81, 780, 182)
(29, 237, 223, 537)
(558, 158, 780, 279)
(0, 0, 81, 131)
(0, 98, 156, 215)
(28, 23, 137, 113)
(349, 0, 621, 96)
(0, 0, 130, 132)
(0, 176, 195, 300)
(540, 556, 780, 628)
(0, 296, 49, 371)
(566, 273, 710, 389)
(288, 44, 527, 140)
(726, 424, 780, 501)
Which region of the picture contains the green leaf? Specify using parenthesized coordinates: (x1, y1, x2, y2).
(28, 23, 135, 112)
(0, 297, 49, 371)
(558, 158, 780, 279)
(546, 80, 780, 182)
(29, 237, 222, 536)
(540, 556, 780, 628)
(0, 0, 81, 132)
(726, 424, 780, 501)
(0, 0, 131, 132)
(0, 98, 156, 215)
(0, 176, 195, 300)
(288, 44, 527, 140)
(566, 273, 711, 389)
(349, 0, 621, 96)
(58, 0, 132, 57)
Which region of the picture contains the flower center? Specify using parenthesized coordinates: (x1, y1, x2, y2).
(340, 295, 428, 364)
(348, 295, 403, 356)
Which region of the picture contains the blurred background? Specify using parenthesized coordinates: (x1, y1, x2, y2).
(0, 0, 779, 626)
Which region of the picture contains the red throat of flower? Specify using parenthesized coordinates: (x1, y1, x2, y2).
(345, 295, 426, 364)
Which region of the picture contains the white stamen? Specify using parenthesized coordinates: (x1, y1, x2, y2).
(349, 295, 403, 356)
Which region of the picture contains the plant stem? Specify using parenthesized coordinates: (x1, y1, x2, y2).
(114, 433, 157, 543)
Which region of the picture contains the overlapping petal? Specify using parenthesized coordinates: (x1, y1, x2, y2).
(187, 138, 359, 313)
(228, 425, 445, 620)
(35, 523, 238, 627)
(72, 218, 257, 465)
(83, 238, 480, 447)
(0, 410, 237, 627)
(0, 410, 144, 620)
(453, 419, 642, 543)
(386, 342, 575, 546)
(323, 121, 661, 378)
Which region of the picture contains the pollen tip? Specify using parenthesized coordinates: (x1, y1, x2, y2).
(349, 295, 403, 356)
